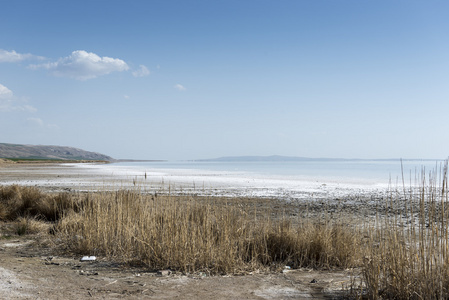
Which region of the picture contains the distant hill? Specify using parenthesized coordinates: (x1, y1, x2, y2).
(198, 155, 404, 162)
(198, 155, 340, 162)
(0, 143, 113, 161)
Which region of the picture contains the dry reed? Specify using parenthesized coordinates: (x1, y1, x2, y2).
(54, 190, 361, 274)
(361, 162, 449, 299)
(0, 185, 76, 221)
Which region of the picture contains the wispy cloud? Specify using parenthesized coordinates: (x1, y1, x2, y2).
(27, 117, 44, 126)
(0, 83, 37, 112)
(20, 105, 37, 113)
(0, 49, 44, 63)
(29, 50, 129, 80)
(174, 84, 186, 91)
(132, 65, 150, 77)
(27, 117, 58, 129)
(0, 84, 13, 98)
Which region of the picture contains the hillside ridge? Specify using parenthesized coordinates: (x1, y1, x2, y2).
(0, 143, 113, 161)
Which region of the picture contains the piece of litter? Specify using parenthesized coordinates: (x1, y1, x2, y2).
(80, 256, 96, 261)
(282, 265, 292, 273)
(157, 270, 171, 276)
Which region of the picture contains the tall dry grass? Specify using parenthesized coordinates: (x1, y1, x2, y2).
(55, 190, 362, 274)
(361, 163, 449, 299)
(0, 185, 76, 221)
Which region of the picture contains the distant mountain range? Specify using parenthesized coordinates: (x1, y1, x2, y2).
(197, 155, 435, 162)
(198, 155, 325, 162)
(0, 143, 113, 161)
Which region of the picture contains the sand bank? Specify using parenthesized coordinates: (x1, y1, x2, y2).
(0, 162, 392, 202)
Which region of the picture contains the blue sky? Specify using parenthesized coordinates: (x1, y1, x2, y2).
(1, 1, 448, 160)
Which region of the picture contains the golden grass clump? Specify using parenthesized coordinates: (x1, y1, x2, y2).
(55, 190, 362, 274)
(15, 216, 51, 235)
(0, 184, 76, 221)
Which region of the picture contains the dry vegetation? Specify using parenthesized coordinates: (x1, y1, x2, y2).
(2, 163, 449, 299)
(360, 166, 449, 299)
(56, 190, 361, 274)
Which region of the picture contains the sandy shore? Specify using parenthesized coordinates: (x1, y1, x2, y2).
(0, 162, 400, 222)
(0, 161, 415, 224)
(0, 162, 117, 192)
(0, 161, 392, 200)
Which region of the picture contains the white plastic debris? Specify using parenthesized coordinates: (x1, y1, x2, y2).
(80, 256, 96, 261)
(157, 270, 171, 276)
(282, 265, 292, 273)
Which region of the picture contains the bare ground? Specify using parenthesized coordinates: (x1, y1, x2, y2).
(0, 233, 356, 299)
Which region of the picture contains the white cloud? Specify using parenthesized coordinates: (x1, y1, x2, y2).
(124, 94, 130, 99)
(0, 83, 37, 112)
(20, 105, 37, 113)
(0, 49, 43, 63)
(174, 84, 186, 91)
(27, 117, 58, 129)
(27, 117, 44, 126)
(132, 65, 150, 77)
(0, 84, 13, 99)
(0, 103, 37, 113)
(29, 50, 129, 80)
